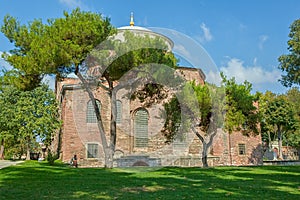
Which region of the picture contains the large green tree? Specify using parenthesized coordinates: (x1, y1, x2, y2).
(82, 32, 177, 168)
(285, 88, 300, 150)
(1, 8, 115, 90)
(0, 85, 61, 160)
(259, 92, 297, 159)
(1, 8, 115, 165)
(278, 19, 300, 87)
(1, 8, 177, 167)
(163, 74, 259, 167)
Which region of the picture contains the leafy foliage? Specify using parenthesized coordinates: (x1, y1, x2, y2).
(162, 74, 259, 167)
(162, 96, 182, 141)
(1, 8, 116, 90)
(2, 8, 179, 167)
(222, 74, 259, 135)
(259, 91, 298, 158)
(278, 19, 300, 87)
(131, 83, 168, 107)
(0, 85, 61, 159)
(286, 87, 300, 148)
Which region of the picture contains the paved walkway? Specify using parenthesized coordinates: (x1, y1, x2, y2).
(0, 160, 24, 169)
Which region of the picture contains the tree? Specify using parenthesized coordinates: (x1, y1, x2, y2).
(1, 8, 115, 164)
(134, 78, 215, 167)
(1, 8, 115, 90)
(278, 19, 300, 87)
(0, 85, 19, 159)
(0, 85, 61, 160)
(285, 87, 300, 150)
(163, 74, 259, 167)
(1, 16, 49, 90)
(259, 92, 297, 159)
(1, 8, 177, 167)
(80, 31, 177, 168)
(259, 91, 277, 148)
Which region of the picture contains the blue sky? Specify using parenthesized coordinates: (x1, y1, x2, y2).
(0, 0, 300, 94)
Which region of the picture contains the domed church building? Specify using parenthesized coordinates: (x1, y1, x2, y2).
(52, 13, 262, 167)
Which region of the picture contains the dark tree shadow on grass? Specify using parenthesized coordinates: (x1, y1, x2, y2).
(0, 161, 299, 200)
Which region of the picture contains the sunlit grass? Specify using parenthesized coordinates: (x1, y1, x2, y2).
(0, 161, 299, 199)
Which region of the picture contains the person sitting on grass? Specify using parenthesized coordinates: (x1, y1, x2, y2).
(70, 154, 78, 168)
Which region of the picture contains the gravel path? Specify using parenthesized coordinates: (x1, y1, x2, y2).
(0, 160, 24, 169)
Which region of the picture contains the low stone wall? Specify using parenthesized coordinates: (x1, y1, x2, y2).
(115, 155, 161, 167)
(263, 160, 300, 166)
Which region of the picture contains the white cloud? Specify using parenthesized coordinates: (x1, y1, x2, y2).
(59, 0, 89, 10)
(205, 70, 222, 85)
(258, 35, 269, 50)
(220, 58, 281, 84)
(197, 23, 213, 43)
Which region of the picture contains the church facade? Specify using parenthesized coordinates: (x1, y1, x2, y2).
(52, 16, 263, 167)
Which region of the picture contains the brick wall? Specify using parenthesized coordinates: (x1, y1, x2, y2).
(53, 67, 263, 167)
(212, 129, 263, 166)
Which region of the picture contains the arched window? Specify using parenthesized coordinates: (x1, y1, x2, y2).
(86, 100, 101, 123)
(134, 108, 148, 147)
(116, 100, 122, 124)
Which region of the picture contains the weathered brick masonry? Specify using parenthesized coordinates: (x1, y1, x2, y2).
(52, 67, 263, 167)
(52, 21, 262, 167)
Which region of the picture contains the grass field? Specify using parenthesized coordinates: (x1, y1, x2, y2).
(0, 161, 299, 200)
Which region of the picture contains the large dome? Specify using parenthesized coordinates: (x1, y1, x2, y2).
(118, 25, 152, 32)
(116, 13, 174, 50)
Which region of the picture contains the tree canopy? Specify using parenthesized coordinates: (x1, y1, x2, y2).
(286, 87, 300, 148)
(278, 19, 300, 87)
(1, 8, 115, 90)
(0, 85, 61, 160)
(259, 90, 299, 159)
(162, 74, 259, 167)
(1, 8, 178, 167)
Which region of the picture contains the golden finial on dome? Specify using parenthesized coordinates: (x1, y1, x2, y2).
(130, 12, 134, 26)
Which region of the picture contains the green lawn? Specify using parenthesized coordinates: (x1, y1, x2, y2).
(0, 161, 299, 200)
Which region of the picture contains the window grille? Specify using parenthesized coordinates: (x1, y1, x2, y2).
(134, 109, 148, 147)
(238, 144, 246, 155)
(87, 143, 98, 158)
(116, 100, 122, 124)
(86, 100, 101, 123)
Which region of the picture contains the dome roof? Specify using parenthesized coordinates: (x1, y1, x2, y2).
(118, 25, 152, 32)
(116, 13, 174, 50)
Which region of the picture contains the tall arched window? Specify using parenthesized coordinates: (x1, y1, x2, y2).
(86, 100, 101, 123)
(134, 108, 148, 147)
(116, 100, 122, 124)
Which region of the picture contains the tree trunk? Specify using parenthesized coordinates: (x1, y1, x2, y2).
(228, 133, 232, 165)
(26, 144, 31, 160)
(75, 70, 112, 168)
(277, 126, 283, 159)
(268, 131, 272, 149)
(0, 139, 4, 160)
(192, 126, 211, 168)
(202, 142, 209, 168)
(108, 86, 117, 168)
